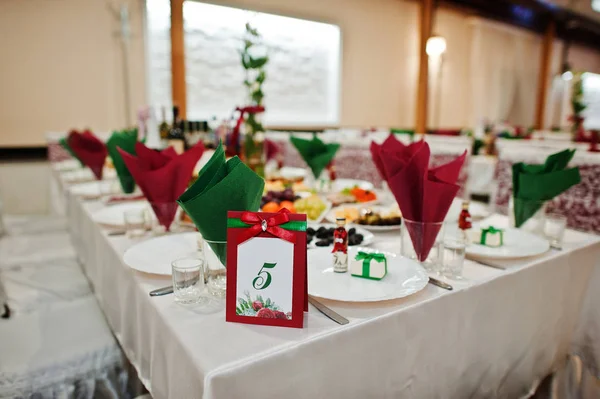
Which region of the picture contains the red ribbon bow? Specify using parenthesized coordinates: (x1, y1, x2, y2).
(238, 209, 296, 245)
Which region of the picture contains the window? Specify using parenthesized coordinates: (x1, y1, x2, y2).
(145, 0, 341, 126)
(593, 0, 600, 12)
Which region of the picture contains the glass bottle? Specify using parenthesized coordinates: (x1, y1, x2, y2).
(332, 217, 348, 273)
(159, 106, 169, 141)
(167, 106, 185, 154)
(458, 200, 472, 242)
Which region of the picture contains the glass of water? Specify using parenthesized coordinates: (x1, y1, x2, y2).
(124, 209, 148, 239)
(442, 237, 466, 280)
(545, 213, 567, 248)
(171, 257, 206, 305)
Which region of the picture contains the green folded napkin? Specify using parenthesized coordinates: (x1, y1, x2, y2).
(59, 136, 83, 165)
(177, 142, 265, 264)
(290, 134, 340, 178)
(512, 149, 580, 227)
(107, 129, 139, 193)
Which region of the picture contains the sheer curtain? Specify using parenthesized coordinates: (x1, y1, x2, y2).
(469, 18, 541, 127)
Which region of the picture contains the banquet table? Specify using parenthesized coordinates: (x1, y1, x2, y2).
(267, 131, 472, 197)
(493, 143, 600, 233)
(50, 161, 600, 399)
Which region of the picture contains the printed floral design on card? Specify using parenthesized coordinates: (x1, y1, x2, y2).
(236, 237, 294, 319)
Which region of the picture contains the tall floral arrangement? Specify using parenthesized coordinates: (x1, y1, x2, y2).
(233, 23, 269, 176)
(570, 72, 587, 142)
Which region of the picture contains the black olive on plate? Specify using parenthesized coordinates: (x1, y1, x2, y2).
(307, 227, 316, 235)
(348, 227, 356, 236)
(315, 240, 330, 247)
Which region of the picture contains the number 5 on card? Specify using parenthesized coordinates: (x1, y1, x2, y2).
(226, 210, 307, 328)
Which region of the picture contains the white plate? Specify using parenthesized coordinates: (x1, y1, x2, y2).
(466, 227, 550, 259)
(308, 247, 428, 302)
(446, 199, 489, 222)
(332, 179, 374, 192)
(62, 167, 116, 183)
(70, 180, 114, 197)
(325, 205, 401, 231)
(307, 224, 374, 249)
(53, 159, 81, 171)
(123, 232, 199, 276)
(297, 198, 332, 223)
(280, 166, 307, 181)
(92, 201, 148, 227)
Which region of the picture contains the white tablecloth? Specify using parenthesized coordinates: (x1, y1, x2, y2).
(55, 169, 600, 399)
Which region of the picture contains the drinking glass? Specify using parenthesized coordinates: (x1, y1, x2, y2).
(545, 213, 567, 248)
(442, 237, 466, 280)
(401, 219, 445, 273)
(171, 257, 206, 305)
(124, 209, 147, 239)
(203, 239, 227, 297)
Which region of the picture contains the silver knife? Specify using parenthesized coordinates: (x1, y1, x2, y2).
(149, 285, 174, 296)
(428, 277, 453, 291)
(308, 295, 349, 325)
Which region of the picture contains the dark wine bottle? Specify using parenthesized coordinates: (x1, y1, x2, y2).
(159, 106, 169, 140)
(167, 106, 185, 154)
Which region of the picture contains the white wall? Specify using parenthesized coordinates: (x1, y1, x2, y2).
(0, 0, 147, 147)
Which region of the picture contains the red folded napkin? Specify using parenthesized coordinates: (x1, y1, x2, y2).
(380, 140, 467, 261)
(118, 142, 204, 229)
(370, 134, 421, 180)
(133, 142, 177, 170)
(67, 130, 107, 180)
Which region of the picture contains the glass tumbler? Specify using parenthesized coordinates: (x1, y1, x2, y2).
(124, 209, 147, 239)
(442, 237, 466, 280)
(545, 213, 567, 248)
(171, 257, 206, 305)
(202, 239, 227, 297)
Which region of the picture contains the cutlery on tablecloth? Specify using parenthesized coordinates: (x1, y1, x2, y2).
(465, 255, 507, 270)
(149, 285, 174, 297)
(108, 228, 151, 236)
(308, 295, 349, 325)
(428, 277, 453, 291)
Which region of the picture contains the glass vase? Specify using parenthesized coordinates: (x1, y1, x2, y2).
(242, 135, 265, 178)
(509, 197, 547, 235)
(401, 219, 445, 273)
(203, 239, 227, 297)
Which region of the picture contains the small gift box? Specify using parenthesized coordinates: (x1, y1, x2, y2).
(350, 251, 387, 280)
(471, 226, 504, 247)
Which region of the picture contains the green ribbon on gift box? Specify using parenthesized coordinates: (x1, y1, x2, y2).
(354, 251, 387, 279)
(227, 218, 307, 232)
(480, 226, 503, 246)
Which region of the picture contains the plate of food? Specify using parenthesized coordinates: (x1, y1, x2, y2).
(260, 189, 331, 223)
(307, 224, 374, 248)
(263, 180, 311, 194)
(308, 247, 429, 302)
(465, 225, 550, 259)
(332, 179, 374, 192)
(327, 186, 380, 207)
(327, 204, 402, 231)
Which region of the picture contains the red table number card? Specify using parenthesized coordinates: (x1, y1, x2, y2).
(226, 209, 308, 328)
